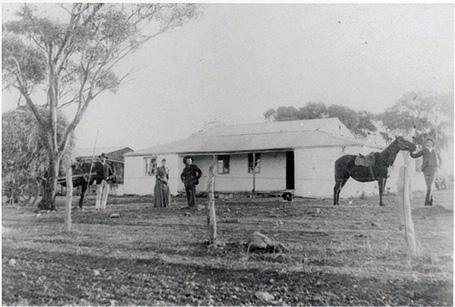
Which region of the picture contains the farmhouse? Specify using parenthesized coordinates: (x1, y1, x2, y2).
(123, 118, 427, 198)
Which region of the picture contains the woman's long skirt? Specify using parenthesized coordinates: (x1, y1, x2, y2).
(154, 181, 170, 208)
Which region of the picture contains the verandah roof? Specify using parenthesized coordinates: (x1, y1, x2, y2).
(125, 129, 369, 157)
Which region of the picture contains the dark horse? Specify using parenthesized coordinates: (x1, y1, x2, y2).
(333, 136, 416, 206)
(59, 161, 116, 209)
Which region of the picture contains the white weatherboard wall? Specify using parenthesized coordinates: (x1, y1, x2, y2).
(122, 148, 427, 197)
(294, 146, 426, 199)
(124, 154, 179, 195)
(176, 152, 287, 193)
(294, 145, 379, 198)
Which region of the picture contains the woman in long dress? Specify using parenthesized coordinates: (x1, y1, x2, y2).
(154, 159, 171, 207)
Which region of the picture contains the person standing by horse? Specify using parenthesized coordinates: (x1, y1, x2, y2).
(94, 153, 114, 210)
(409, 138, 441, 206)
(154, 158, 171, 208)
(180, 156, 202, 208)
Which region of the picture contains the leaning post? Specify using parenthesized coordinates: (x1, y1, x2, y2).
(65, 166, 73, 231)
(397, 152, 417, 258)
(207, 155, 217, 244)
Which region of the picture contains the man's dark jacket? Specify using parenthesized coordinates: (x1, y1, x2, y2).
(180, 164, 202, 186)
(94, 161, 114, 184)
(410, 148, 439, 172)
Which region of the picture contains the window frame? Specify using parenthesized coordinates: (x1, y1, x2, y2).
(144, 156, 158, 176)
(248, 153, 261, 174)
(217, 155, 230, 174)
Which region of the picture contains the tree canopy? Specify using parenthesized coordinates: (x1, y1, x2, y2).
(2, 106, 74, 182)
(377, 92, 453, 148)
(263, 92, 453, 148)
(264, 102, 377, 137)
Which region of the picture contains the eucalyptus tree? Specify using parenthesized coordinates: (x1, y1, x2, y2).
(3, 3, 199, 209)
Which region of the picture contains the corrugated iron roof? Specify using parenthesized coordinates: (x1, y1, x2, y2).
(73, 146, 132, 159)
(193, 117, 354, 138)
(126, 130, 367, 156)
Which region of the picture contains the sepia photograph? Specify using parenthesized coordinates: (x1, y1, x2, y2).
(2, 2, 453, 306)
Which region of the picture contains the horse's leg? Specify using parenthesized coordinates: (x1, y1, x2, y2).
(79, 182, 87, 209)
(337, 178, 348, 205)
(334, 178, 348, 205)
(333, 180, 341, 205)
(378, 178, 384, 206)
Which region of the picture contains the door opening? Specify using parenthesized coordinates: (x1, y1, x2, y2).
(286, 151, 295, 190)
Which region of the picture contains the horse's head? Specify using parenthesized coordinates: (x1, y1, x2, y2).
(394, 136, 416, 152)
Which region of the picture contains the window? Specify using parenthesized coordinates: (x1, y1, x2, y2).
(217, 155, 230, 174)
(144, 157, 157, 176)
(248, 153, 261, 173)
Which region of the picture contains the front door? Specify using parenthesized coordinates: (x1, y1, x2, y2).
(286, 151, 295, 190)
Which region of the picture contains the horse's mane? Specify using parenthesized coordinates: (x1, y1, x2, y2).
(380, 138, 400, 167)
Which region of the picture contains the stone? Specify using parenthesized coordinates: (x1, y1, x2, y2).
(8, 258, 16, 266)
(93, 269, 101, 276)
(16, 297, 29, 306)
(110, 213, 120, 218)
(255, 291, 275, 303)
(248, 231, 289, 253)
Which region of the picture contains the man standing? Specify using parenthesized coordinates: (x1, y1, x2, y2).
(410, 138, 441, 206)
(180, 156, 202, 208)
(95, 153, 114, 210)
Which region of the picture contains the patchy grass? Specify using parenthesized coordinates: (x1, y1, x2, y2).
(2, 189, 453, 305)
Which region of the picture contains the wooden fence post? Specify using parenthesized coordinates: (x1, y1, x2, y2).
(252, 152, 256, 198)
(65, 166, 73, 231)
(207, 155, 217, 244)
(397, 152, 417, 257)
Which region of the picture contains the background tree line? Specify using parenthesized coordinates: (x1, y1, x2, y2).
(264, 91, 453, 149)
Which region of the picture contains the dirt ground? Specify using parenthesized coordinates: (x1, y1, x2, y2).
(2, 189, 453, 306)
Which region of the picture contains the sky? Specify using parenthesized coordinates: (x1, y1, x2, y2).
(2, 3, 453, 151)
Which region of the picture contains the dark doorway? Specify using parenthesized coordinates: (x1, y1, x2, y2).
(286, 151, 295, 190)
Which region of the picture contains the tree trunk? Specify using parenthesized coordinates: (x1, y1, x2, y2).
(65, 166, 73, 231)
(39, 154, 60, 210)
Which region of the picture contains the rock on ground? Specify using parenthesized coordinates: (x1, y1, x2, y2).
(255, 291, 275, 303)
(248, 231, 289, 253)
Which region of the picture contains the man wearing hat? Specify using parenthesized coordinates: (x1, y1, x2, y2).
(94, 153, 114, 210)
(410, 138, 441, 206)
(180, 156, 202, 208)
